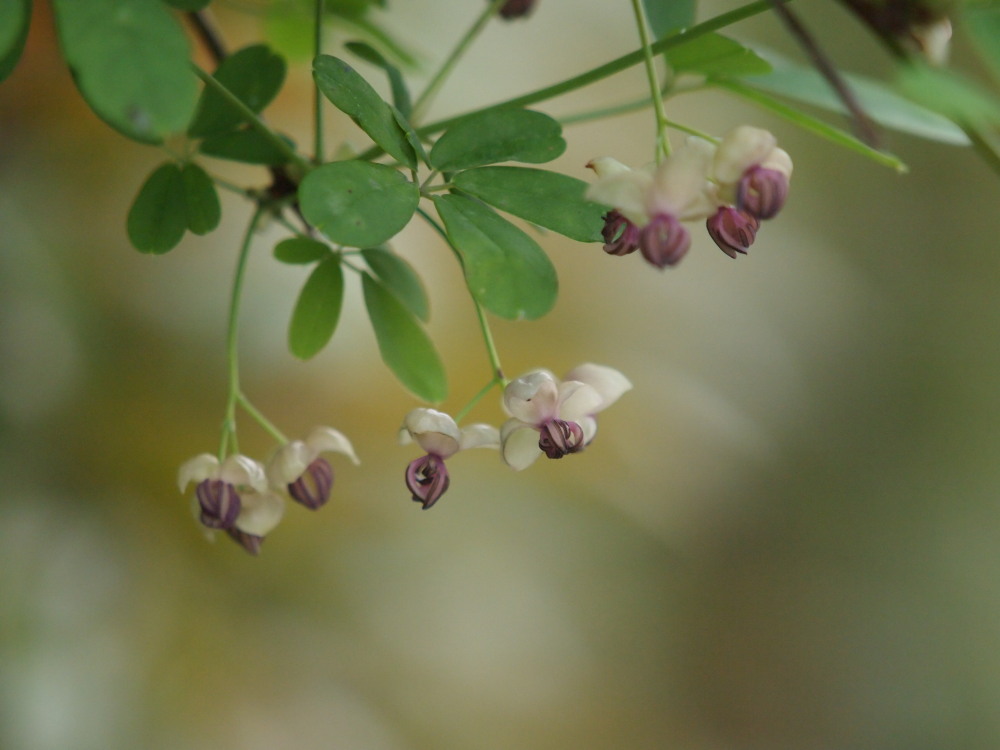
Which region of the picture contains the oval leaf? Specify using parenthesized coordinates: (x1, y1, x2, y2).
(313, 54, 416, 168)
(429, 108, 566, 171)
(362, 273, 446, 403)
(0, 0, 31, 84)
(274, 238, 331, 265)
(361, 246, 429, 322)
(433, 193, 557, 321)
(299, 161, 419, 248)
(52, 0, 197, 143)
(180, 162, 221, 235)
(668, 33, 772, 78)
(642, 0, 695, 38)
(188, 44, 287, 138)
(127, 162, 187, 254)
(345, 40, 412, 118)
(289, 255, 344, 360)
(452, 166, 605, 242)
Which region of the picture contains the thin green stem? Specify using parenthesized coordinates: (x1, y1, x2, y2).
(237, 394, 287, 444)
(410, 0, 507, 124)
(191, 64, 310, 173)
(313, 0, 326, 162)
(629, 0, 671, 161)
(454, 378, 501, 424)
(557, 92, 715, 143)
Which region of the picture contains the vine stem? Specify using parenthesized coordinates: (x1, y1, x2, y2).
(629, 0, 672, 161)
(313, 0, 325, 161)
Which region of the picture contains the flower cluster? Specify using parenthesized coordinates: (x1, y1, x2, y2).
(400, 363, 631, 508)
(178, 426, 358, 554)
(586, 126, 792, 267)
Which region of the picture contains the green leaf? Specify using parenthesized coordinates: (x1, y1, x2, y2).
(896, 63, 1000, 127)
(0, 0, 31, 83)
(127, 162, 187, 253)
(361, 246, 429, 322)
(164, 0, 211, 9)
(964, 3, 1000, 83)
(741, 50, 970, 145)
(429, 108, 566, 171)
(274, 237, 331, 264)
(362, 273, 446, 402)
(345, 40, 412, 118)
(52, 0, 197, 143)
(433, 193, 557, 321)
(642, 0, 695, 38)
(179, 163, 220, 235)
(313, 54, 416, 168)
(199, 128, 295, 165)
(188, 44, 287, 138)
(289, 255, 345, 359)
(452, 166, 605, 242)
(299, 161, 419, 248)
(668, 33, 771, 78)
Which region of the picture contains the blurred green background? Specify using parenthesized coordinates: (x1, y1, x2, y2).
(3, 2, 1000, 749)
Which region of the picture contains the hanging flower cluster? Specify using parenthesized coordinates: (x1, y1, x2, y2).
(586, 126, 792, 267)
(178, 427, 359, 554)
(400, 363, 632, 508)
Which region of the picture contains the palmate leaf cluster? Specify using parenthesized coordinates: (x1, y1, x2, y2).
(3, 0, 999, 405)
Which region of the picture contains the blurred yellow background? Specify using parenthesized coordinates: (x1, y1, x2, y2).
(3, 2, 1000, 749)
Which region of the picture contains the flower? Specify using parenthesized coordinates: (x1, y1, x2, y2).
(178, 453, 285, 555)
(711, 126, 792, 221)
(706, 206, 760, 258)
(266, 426, 359, 510)
(500, 363, 632, 470)
(400, 408, 499, 509)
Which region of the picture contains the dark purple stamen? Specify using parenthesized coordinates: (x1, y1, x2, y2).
(287, 457, 334, 510)
(405, 454, 451, 510)
(227, 528, 264, 556)
(196, 478, 241, 530)
(538, 419, 585, 459)
(638, 212, 691, 269)
(706, 206, 760, 258)
(601, 210, 641, 256)
(737, 166, 789, 220)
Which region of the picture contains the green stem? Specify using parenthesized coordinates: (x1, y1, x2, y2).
(454, 378, 501, 424)
(238, 394, 287, 444)
(557, 93, 714, 142)
(191, 64, 310, 173)
(629, 0, 671, 161)
(410, 0, 508, 124)
(313, 0, 326, 162)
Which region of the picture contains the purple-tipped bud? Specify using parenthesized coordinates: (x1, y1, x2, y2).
(601, 210, 641, 256)
(737, 165, 789, 220)
(227, 529, 264, 556)
(707, 206, 760, 258)
(196, 479, 241, 530)
(287, 457, 334, 510)
(639, 212, 690, 269)
(538, 419, 585, 459)
(405, 454, 451, 509)
(495, 0, 536, 19)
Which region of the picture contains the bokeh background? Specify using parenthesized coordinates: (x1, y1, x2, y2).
(3, 2, 1000, 749)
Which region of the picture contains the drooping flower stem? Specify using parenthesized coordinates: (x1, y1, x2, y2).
(629, 0, 672, 161)
(313, 0, 326, 162)
(410, 0, 509, 124)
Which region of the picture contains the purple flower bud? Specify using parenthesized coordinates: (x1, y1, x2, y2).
(287, 457, 334, 510)
(227, 528, 264, 556)
(601, 210, 640, 256)
(639, 212, 690, 269)
(405, 454, 451, 509)
(538, 419, 585, 459)
(196, 478, 241, 530)
(737, 165, 789, 220)
(494, 0, 536, 19)
(706, 206, 760, 258)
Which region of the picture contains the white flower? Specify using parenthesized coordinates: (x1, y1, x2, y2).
(400, 408, 499, 508)
(500, 364, 632, 470)
(266, 426, 359, 510)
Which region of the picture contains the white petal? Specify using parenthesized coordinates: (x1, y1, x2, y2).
(219, 454, 268, 492)
(713, 126, 777, 184)
(586, 156, 632, 179)
(586, 168, 653, 226)
(403, 408, 462, 457)
(500, 419, 543, 471)
(579, 415, 598, 444)
(305, 425, 360, 465)
(458, 423, 500, 451)
(556, 381, 604, 423)
(177, 453, 220, 492)
(648, 138, 715, 219)
(266, 441, 310, 488)
(563, 363, 633, 412)
(503, 369, 559, 424)
(762, 146, 793, 179)
(234, 491, 286, 536)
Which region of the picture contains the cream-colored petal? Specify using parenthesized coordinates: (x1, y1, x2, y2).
(403, 408, 462, 457)
(563, 363, 633, 412)
(586, 168, 654, 226)
(266, 441, 310, 488)
(458, 423, 500, 451)
(177, 453, 220, 492)
(500, 419, 543, 471)
(556, 381, 603, 423)
(234, 490, 286, 536)
(219, 454, 268, 492)
(713, 126, 777, 184)
(579, 415, 598, 444)
(762, 146, 793, 179)
(648, 138, 715, 218)
(305, 425, 360, 465)
(503, 369, 559, 424)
